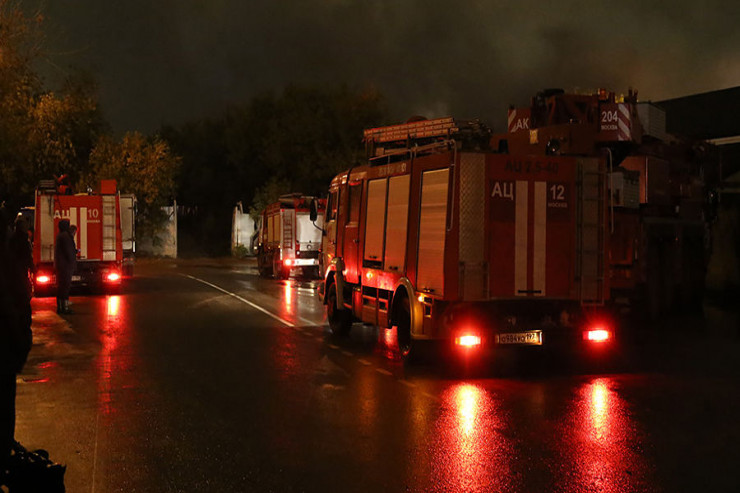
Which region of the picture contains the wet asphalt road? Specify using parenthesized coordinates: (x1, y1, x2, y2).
(13, 258, 740, 493)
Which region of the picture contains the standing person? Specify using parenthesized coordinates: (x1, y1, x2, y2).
(54, 219, 76, 314)
(9, 217, 35, 343)
(68, 224, 78, 259)
(0, 208, 31, 477)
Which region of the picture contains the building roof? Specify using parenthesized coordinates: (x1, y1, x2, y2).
(656, 86, 740, 141)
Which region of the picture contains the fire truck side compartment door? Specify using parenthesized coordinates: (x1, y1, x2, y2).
(417, 168, 449, 295)
(385, 175, 410, 272)
(364, 178, 387, 265)
(458, 153, 487, 300)
(342, 182, 362, 284)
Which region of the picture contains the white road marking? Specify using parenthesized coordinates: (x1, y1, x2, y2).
(184, 276, 440, 402)
(184, 275, 295, 327)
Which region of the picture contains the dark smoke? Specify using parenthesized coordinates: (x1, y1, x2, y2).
(37, 0, 740, 133)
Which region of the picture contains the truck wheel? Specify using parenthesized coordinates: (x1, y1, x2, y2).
(395, 295, 412, 358)
(272, 257, 286, 279)
(327, 283, 351, 336)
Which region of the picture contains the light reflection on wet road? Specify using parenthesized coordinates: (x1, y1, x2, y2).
(15, 259, 740, 492)
(556, 378, 654, 493)
(432, 383, 514, 492)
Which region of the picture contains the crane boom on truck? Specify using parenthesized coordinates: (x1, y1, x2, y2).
(495, 88, 713, 320)
(317, 90, 715, 360)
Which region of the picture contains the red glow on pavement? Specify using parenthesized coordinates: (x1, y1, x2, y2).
(556, 377, 655, 492)
(22, 377, 50, 384)
(383, 326, 399, 352)
(99, 295, 128, 416)
(430, 384, 514, 492)
(284, 283, 293, 307)
(107, 295, 120, 317)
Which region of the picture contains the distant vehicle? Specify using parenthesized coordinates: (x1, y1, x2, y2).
(33, 178, 124, 294)
(231, 202, 258, 257)
(120, 194, 136, 277)
(257, 194, 326, 279)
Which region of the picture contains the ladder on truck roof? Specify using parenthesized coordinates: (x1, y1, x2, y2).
(364, 117, 458, 144)
(364, 117, 460, 161)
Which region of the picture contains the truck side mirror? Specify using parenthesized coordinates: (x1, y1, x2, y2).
(309, 199, 318, 222)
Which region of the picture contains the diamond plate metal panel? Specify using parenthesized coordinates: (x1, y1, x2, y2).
(458, 153, 487, 300)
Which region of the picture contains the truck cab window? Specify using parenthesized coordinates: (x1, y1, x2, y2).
(327, 191, 338, 221)
(348, 183, 361, 224)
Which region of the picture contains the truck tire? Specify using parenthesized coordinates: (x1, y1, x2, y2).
(272, 256, 287, 280)
(257, 252, 269, 278)
(327, 283, 351, 336)
(395, 294, 412, 358)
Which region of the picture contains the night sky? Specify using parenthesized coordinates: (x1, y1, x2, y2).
(35, 0, 740, 134)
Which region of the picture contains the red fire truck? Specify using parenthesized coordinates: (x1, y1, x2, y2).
(317, 89, 713, 359)
(257, 194, 326, 279)
(33, 178, 124, 294)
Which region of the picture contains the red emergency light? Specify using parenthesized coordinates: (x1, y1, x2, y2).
(36, 274, 52, 285)
(584, 328, 611, 343)
(283, 259, 293, 267)
(105, 272, 121, 283)
(455, 334, 482, 348)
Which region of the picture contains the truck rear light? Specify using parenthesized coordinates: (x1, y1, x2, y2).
(584, 328, 611, 342)
(36, 274, 51, 284)
(284, 259, 293, 267)
(105, 272, 121, 282)
(455, 334, 482, 348)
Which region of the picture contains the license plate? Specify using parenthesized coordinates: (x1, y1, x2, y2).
(496, 330, 543, 345)
(72, 275, 81, 282)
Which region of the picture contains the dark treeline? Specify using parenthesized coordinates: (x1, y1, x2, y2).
(2, 2, 387, 256)
(0, 1, 179, 238)
(160, 85, 386, 256)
